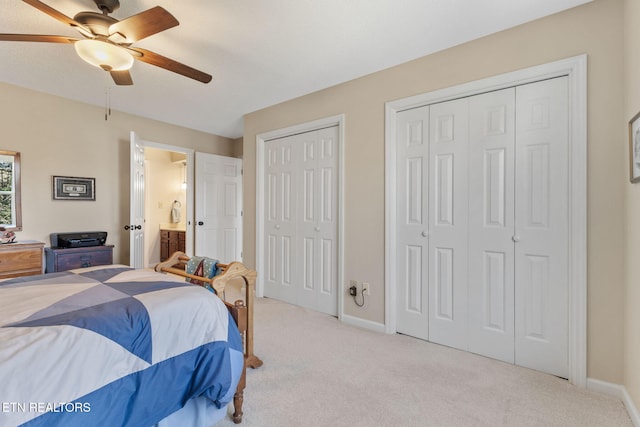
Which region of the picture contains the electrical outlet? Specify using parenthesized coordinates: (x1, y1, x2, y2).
(362, 282, 370, 295)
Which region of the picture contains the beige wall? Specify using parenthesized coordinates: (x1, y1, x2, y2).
(624, 0, 640, 414)
(0, 82, 237, 264)
(232, 137, 244, 158)
(243, 0, 627, 385)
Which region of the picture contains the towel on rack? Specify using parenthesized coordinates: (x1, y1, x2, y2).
(171, 205, 181, 223)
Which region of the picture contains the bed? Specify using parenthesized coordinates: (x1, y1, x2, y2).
(0, 260, 256, 427)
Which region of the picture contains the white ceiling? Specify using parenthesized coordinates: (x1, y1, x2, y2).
(0, 0, 592, 138)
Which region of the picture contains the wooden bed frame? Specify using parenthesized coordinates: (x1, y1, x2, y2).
(154, 252, 263, 424)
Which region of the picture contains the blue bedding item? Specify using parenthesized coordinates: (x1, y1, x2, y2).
(0, 266, 243, 427)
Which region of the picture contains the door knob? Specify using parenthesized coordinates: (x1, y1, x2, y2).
(421, 231, 428, 237)
(198, 221, 204, 226)
(315, 227, 320, 232)
(512, 235, 521, 242)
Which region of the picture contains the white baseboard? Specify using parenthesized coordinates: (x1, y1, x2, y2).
(587, 378, 640, 426)
(340, 314, 386, 333)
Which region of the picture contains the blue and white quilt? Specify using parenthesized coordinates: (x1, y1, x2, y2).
(0, 266, 244, 427)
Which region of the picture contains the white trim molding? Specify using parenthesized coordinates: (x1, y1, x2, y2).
(255, 114, 346, 319)
(341, 314, 386, 334)
(587, 378, 640, 426)
(384, 55, 587, 386)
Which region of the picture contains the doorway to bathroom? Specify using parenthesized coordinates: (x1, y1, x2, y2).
(144, 146, 188, 268)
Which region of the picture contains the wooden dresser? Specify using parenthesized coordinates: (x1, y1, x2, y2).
(0, 240, 45, 279)
(45, 245, 114, 273)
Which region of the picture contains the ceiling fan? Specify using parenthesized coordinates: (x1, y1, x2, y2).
(0, 0, 212, 85)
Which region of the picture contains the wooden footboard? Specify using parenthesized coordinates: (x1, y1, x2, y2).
(225, 299, 248, 423)
(154, 252, 263, 424)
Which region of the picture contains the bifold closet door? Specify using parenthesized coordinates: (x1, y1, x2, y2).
(467, 88, 517, 364)
(427, 98, 469, 351)
(264, 134, 298, 304)
(396, 98, 470, 351)
(396, 105, 430, 341)
(514, 77, 569, 378)
(263, 127, 339, 316)
(465, 78, 569, 376)
(395, 77, 569, 378)
(297, 127, 339, 316)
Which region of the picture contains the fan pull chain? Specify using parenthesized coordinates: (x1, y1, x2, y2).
(103, 73, 111, 121)
(104, 86, 112, 121)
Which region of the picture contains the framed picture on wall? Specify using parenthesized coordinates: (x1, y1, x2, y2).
(629, 111, 640, 183)
(52, 176, 95, 201)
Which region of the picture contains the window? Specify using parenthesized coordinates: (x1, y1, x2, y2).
(0, 151, 22, 231)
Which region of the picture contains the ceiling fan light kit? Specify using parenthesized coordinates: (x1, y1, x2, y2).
(75, 39, 133, 71)
(0, 0, 212, 85)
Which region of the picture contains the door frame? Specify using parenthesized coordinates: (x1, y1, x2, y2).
(384, 55, 587, 386)
(256, 114, 345, 318)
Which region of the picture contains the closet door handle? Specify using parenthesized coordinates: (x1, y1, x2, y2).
(274, 224, 281, 230)
(512, 235, 521, 242)
(421, 231, 428, 237)
(314, 227, 321, 232)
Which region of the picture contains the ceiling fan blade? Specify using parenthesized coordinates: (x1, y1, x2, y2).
(110, 70, 133, 86)
(108, 6, 179, 43)
(0, 34, 78, 43)
(22, 0, 90, 33)
(129, 47, 212, 84)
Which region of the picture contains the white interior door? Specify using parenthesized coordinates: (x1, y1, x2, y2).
(396, 106, 430, 340)
(129, 131, 145, 269)
(514, 77, 569, 377)
(396, 99, 470, 350)
(263, 126, 339, 316)
(264, 134, 297, 303)
(298, 128, 339, 315)
(467, 88, 516, 363)
(427, 98, 469, 351)
(194, 152, 243, 263)
(394, 78, 569, 378)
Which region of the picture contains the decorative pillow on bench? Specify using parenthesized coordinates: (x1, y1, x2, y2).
(185, 256, 220, 293)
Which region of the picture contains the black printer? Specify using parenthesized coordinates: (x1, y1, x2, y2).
(50, 231, 107, 248)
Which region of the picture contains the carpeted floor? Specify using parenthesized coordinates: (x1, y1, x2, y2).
(217, 297, 632, 427)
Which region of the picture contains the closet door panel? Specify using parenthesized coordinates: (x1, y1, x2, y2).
(299, 128, 339, 315)
(396, 106, 430, 340)
(467, 88, 516, 363)
(514, 77, 569, 378)
(428, 98, 469, 350)
(316, 127, 339, 315)
(264, 137, 298, 303)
